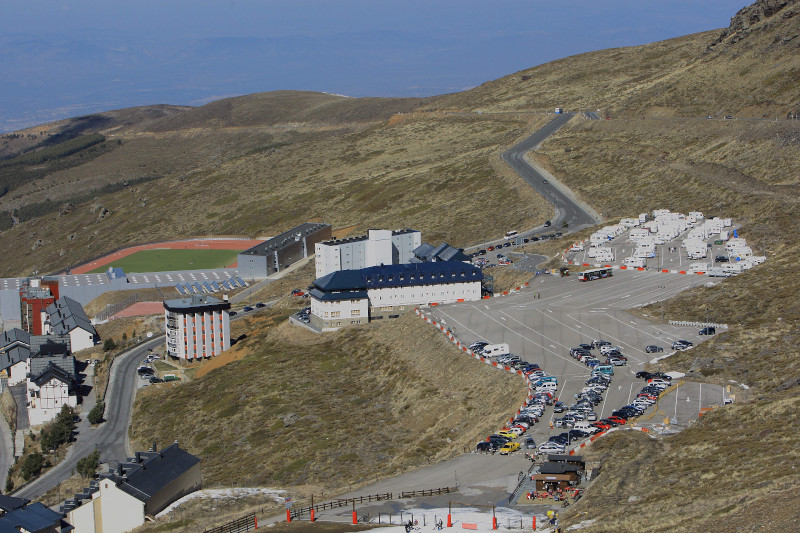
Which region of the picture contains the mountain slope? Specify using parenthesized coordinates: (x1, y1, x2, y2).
(429, 0, 800, 117)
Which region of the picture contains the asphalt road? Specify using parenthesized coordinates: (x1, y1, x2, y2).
(426, 270, 725, 447)
(501, 113, 599, 236)
(14, 337, 163, 501)
(0, 409, 12, 492)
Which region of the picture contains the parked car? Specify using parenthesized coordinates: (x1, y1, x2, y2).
(672, 340, 694, 350)
(544, 220, 552, 227)
(243, 306, 253, 312)
(476, 441, 498, 453)
(553, 402, 565, 413)
(149, 376, 164, 384)
(524, 437, 536, 449)
(538, 442, 565, 454)
(499, 442, 521, 455)
(255, 302, 266, 308)
(699, 327, 716, 335)
(645, 345, 664, 353)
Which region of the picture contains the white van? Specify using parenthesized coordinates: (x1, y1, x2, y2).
(536, 382, 558, 392)
(481, 343, 510, 357)
(573, 421, 597, 433)
(625, 257, 646, 268)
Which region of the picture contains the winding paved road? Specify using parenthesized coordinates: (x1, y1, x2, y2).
(14, 337, 163, 500)
(501, 113, 599, 234)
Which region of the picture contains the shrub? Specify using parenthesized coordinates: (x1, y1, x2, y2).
(87, 402, 104, 425)
(103, 338, 117, 352)
(21, 453, 43, 480)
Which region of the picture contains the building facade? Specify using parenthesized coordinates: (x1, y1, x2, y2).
(237, 223, 332, 280)
(309, 262, 483, 331)
(46, 296, 98, 352)
(26, 354, 78, 426)
(164, 294, 231, 360)
(314, 229, 421, 278)
(19, 278, 60, 335)
(63, 443, 201, 533)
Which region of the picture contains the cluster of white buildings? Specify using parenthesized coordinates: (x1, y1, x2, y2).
(309, 229, 481, 331)
(1, 281, 100, 427)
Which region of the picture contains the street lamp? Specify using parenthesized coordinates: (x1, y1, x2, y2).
(659, 285, 667, 320)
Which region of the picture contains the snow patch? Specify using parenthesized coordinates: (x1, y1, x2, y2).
(155, 488, 286, 518)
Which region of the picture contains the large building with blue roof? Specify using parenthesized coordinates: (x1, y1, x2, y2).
(309, 261, 483, 331)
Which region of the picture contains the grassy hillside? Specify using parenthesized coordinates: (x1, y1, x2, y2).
(0, 109, 550, 277)
(130, 312, 526, 491)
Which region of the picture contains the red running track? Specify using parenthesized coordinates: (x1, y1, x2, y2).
(70, 239, 264, 275)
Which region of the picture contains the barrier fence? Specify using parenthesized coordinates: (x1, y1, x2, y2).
(94, 293, 140, 322)
(289, 488, 456, 520)
(204, 513, 256, 533)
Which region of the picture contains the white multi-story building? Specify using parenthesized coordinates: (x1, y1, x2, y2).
(26, 354, 78, 426)
(164, 294, 231, 360)
(315, 229, 421, 278)
(309, 261, 483, 331)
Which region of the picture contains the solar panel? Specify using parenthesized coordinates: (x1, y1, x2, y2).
(235, 276, 248, 287)
(176, 284, 188, 295)
(193, 282, 205, 293)
(221, 280, 232, 290)
(202, 281, 214, 292)
(211, 281, 221, 292)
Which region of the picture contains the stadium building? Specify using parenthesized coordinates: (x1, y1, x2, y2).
(237, 223, 332, 280)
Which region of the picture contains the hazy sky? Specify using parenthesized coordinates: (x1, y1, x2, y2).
(1, 0, 747, 131)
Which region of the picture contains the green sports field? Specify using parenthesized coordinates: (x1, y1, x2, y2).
(89, 249, 241, 274)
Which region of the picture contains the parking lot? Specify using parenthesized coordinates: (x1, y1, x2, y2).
(424, 269, 726, 450)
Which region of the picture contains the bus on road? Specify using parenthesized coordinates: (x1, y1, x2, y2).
(578, 267, 613, 282)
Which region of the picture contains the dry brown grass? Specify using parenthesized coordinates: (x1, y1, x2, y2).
(129, 311, 526, 493)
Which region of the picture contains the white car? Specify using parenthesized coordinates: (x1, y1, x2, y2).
(599, 345, 620, 355)
(508, 427, 525, 436)
(538, 442, 566, 454)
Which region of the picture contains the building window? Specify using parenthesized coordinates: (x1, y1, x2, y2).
(331, 311, 341, 318)
(351, 310, 361, 317)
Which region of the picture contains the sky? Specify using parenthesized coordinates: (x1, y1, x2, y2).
(0, 0, 748, 132)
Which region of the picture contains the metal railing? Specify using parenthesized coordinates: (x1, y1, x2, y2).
(290, 486, 457, 519)
(204, 513, 256, 533)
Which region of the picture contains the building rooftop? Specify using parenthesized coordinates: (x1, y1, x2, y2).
(539, 462, 582, 475)
(99, 443, 201, 504)
(411, 242, 470, 263)
(46, 296, 97, 338)
(29, 354, 77, 382)
(319, 228, 418, 247)
(163, 293, 231, 312)
(312, 261, 483, 292)
(240, 223, 330, 257)
(0, 500, 62, 533)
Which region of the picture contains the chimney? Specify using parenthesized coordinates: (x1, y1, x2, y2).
(222, 294, 229, 301)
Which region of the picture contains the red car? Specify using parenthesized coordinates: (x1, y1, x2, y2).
(607, 416, 627, 425)
(592, 422, 612, 431)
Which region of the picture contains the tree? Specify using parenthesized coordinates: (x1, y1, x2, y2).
(4, 470, 12, 493)
(21, 453, 43, 480)
(76, 449, 101, 481)
(87, 401, 104, 425)
(103, 338, 117, 352)
(122, 332, 127, 342)
(40, 405, 75, 452)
